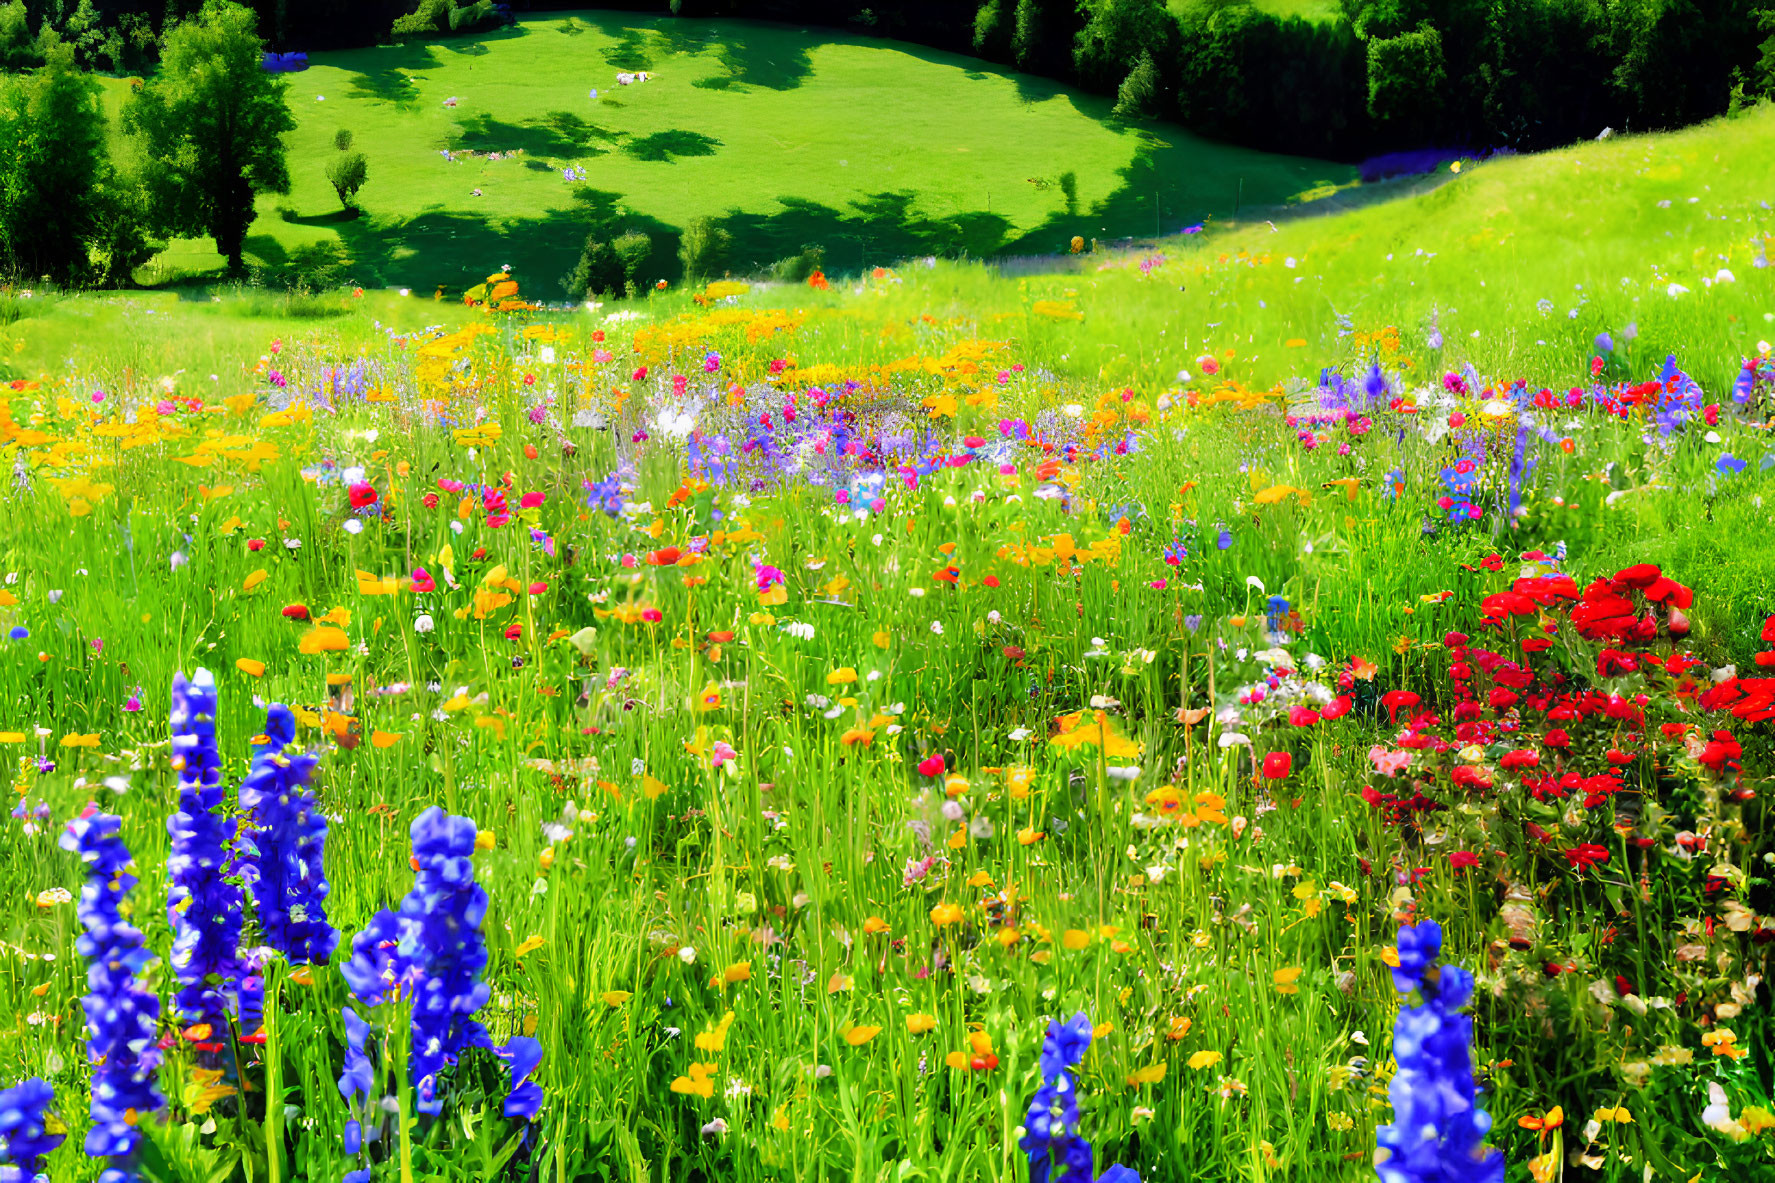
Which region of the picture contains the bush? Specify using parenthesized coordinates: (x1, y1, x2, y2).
(334, 128, 354, 152)
(326, 151, 369, 211)
(1113, 49, 1159, 119)
(1057, 170, 1078, 215)
(562, 233, 622, 300)
(254, 240, 352, 293)
(768, 244, 825, 284)
(677, 217, 731, 285)
(89, 174, 162, 288)
(1365, 23, 1446, 136)
(612, 230, 652, 298)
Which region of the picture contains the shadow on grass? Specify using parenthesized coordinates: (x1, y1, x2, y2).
(451, 111, 626, 158)
(340, 41, 440, 109)
(624, 130, 721, 162)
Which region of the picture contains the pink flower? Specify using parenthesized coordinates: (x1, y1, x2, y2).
(520, 491, 545, 509)
(1450, 851, 1481, 870)
(711, 740, 737, 769)
(1368, 745, 1413, 778)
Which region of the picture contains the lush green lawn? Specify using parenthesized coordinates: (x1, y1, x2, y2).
(129, 10, 1351, 292)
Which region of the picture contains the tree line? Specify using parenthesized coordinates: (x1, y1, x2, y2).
(7, 1, 1775, 161)
(0, 0, 293, 285)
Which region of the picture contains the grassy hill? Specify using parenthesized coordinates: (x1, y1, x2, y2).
(130, 10, 1353, 293)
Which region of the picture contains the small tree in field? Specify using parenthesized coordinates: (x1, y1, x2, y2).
(327, 151, 368, 211)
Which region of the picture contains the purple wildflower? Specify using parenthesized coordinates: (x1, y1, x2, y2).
(61, 808, 164, 1175)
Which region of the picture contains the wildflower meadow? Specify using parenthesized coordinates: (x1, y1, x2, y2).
(1, 5, 1774, 1183)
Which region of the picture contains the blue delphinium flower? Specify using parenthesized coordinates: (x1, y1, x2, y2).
(168, 669, 249, 1050)
(0, 1076, 64, 1181)
(60, 809, 164, 1179)
(338, 804, 499, 1180)
(1375, 920, 1504, 1183)
(1020, 1013, 1139, 1183)
(403, 807, 494, 1114)
(497, 1036, 544, 1122)
(237, 703, 338, 965)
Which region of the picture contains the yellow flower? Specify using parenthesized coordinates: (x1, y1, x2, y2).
(1592, 1106, 1633, 1124)
(906, 1012, 937, 1035)
(841, 1024, 881, 1047)
(669, 1062, 717, 1099)
(514, 935, 544, 959)
(1273, 967, 1303, 995)
(1062, 929, 1091, 951)
(242, 569, 268, 592)
(1704, 1029, 1747, 1060)
(695, 1011, 736, 1053)
(826, 667, 857, 685)
(930, 903, 964, 927)
(1126, 1063, 1167, 1086)
(1187, 1050, 1223, 1071)
(711, 962, 751, 989)
(862, 916, 890, 935)
(298, 625, 350, 654)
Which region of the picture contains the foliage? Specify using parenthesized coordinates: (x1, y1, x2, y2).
(1112, 48, 1160, 119)
(1365, 22, 1446, 134)
(251, 238, 352, 291)
(0, 32, 108, 285)
(125, 0, 295, 274)
(391, 0, 500, 39)
(561, 233, 622, 300)
(612, 229, 653, 298)
(677, 215, 731, 284)
(326, 150, 369, 211)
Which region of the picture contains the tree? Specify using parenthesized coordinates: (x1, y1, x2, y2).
(0, 33, 109, 284)
(562, 233, 622, 300)
(0, 1, 33, 68)
(125, 1, 294, 275)
(1112, 48, 1159, 118)
(677, 217, 731, 284)
(1365, 22, 1446, 137)
(612, 230, 652, 298)
(326, 151, 368, 211)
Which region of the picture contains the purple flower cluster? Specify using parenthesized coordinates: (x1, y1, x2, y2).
(1019, 1012, 1138, 1183)
(168, 670, 251, 1049)
(237, 703, 338, 965)
(59, 809, 163, 1177)
(1375, 920, 1504, 1183)
(338, 806, 540, 1157)
(0, 1077, 64, 1182)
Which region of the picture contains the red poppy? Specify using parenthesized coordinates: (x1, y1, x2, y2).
(1488, 688, 1519, 710)
(281, 604, 309, 620)
(1520, 637, 1553, 652)
(708, 631, 736, 643)
(348, 482, 378, 509)
(1261, 751, 1292, 779)
(503, 623, 522, 640)
(246, 538, 265, 552)
(1564, 843, 1610, 871)
(1500, 748, 1540, 770)
(1449, 850, 1481, 870)
(1287, 706, 1320, 727)
(1543, 729, 1570, 748)
(1381, 690, 1419, 724)
(1320, 695, 1352, 720)
(917, 755, 946, 777)
(646, 546, 682, 566)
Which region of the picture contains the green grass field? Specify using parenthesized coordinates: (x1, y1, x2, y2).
(5, 38, 1775, 1181)
(125, 10, 1352, 292)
